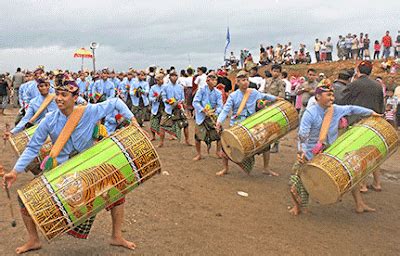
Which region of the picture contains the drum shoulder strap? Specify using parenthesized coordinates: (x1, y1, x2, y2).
(28, 94, 56, 123)
(49, 106, 87, 158)
(236, 89, 253, 117)
(319, 106, 334, 143)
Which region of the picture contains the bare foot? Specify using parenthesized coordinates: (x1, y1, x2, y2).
(193, 155, 202, 161)
(185, 140, 192, 146)
(16, 240, 42, 254)
(289, 206, 301, 216)
(356, 204, 376, 214)
(157, 143, 164, 148)
(360, 184, 368, 193)
(215, 153, 222, 159)
(110, 237, 136, 250)
(262, 169, 280, 177)
(169, 137, 176, 141)
(367, 184, 382, 192)
(216, 169, 228, 176)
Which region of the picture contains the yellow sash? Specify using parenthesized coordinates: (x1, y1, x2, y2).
(28, 94, 55, 124)
(48, 106, 86, 159)
(319, 106, 334, 143)
(236, 89, 253, 117)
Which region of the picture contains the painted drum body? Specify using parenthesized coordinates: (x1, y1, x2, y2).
(9, 125, 52, 175)
(300, 117, 399, 205)
(221, 100, 299, 162)
(17, 125, 161, 241)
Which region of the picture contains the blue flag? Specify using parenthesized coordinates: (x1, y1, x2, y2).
(224, 27, 230, 59)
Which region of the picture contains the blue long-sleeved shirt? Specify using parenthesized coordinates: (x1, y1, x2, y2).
(11, 95, 58, 134)
(161, 82, 185, 115)
(193, 86, 223, 125)
(92, 79, 116, 99)
(23, 81, 55, 105)
(217, 89, 277, 126)
(299, 104, 373, 160)
(149, 84, 164, 115)
(14, 98, 134, 173)
(77, 80, 89, 97)
(18, 81, 31, 106)
(119, 78, 136, 102)
(129, 80, 150, 106)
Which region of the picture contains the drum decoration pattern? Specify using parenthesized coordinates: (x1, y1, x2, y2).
(17, 125, 162, 241)
(300, 117, 399, 205)
(221, 100, 299, 163)
(8, 125, 52, 175)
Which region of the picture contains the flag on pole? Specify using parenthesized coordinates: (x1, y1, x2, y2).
(224, 27, 230, 60)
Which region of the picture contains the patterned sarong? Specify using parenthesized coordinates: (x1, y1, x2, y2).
(160, 108, 188, 140)
(150, 111, 162, 135)
(184, 87, 193, 111)
(194, 115, 220, 151)
(131, 105, 145, 127)
(221, 145, 270, 174)
(289, 161, 309, 208)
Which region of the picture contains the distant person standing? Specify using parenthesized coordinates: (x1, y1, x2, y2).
(314, 39, 321, 62)
(394, 31, 400, 58)
(363, 34, 371, 60)
(381, 30, 392, 59)
(0, 74, 11, 115)
(373, 40, 381, 60)
(351, 34, 359, 60)
(337, 35, 346, 60)
(325, 37, 333, 61)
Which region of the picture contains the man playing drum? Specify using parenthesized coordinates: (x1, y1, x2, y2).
(3, 80, 138, 254)
(9, 78, 57, 135)
(289, 80, 382, 216)
(215, 70, 280, 176)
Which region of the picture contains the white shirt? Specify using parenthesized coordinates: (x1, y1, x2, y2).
(306, 96, 317, 109)
(249, 76, 265, 90)
(181, 76, 193, 88)
(283, 78, 293, 94)
(194, 74, 207, 89)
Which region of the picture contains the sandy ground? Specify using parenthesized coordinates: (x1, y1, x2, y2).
(1, 107, 400, 255)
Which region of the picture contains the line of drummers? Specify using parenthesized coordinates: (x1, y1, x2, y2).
(3, 63, 399, 218)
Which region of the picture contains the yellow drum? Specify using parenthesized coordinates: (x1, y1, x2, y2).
(18, 125, 161, 241)
(221, 100, 298, 162)
(300, 117, 399, 204)
(9, 125, 52, 175)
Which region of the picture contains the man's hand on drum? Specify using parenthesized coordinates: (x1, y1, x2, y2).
(2, 170, 17, 189)
(130, 117, 139, 127)
(276, 96, 285, 101)
(3, 131, 11, 141)
(216, 122, 222, 133)
(297, 151, 306, 164)
(371, 111, 383, 117)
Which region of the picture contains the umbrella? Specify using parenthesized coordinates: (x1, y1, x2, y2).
(73, 48, 93, 71)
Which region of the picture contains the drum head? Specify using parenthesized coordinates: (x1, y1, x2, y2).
(221, 130, 246, 163)
(300, 165, 340, 205)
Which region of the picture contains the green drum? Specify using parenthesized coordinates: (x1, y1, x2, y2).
(300, 117, 399, 204)
(17, 125, 161, 241)
(221, 100, 299, 162)
(9, 125, 52, 175)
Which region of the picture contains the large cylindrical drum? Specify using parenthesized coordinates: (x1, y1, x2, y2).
(221, 100, 299, 162)
(300, 117, 399, 205)
(9, 125, 52, 175)
(17, 125, 161, 241)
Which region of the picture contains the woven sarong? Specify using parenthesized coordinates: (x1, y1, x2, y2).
(160, 108, 188, 140)
(150, 112, 162, 135)
(289, 161, 309, 208)
(195, 116, 220, 151)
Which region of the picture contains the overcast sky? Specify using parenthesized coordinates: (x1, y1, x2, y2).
(1, 0, 399, 73)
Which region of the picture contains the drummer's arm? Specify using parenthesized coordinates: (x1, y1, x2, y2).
(10, 103, 35, 134)
(260, 92, 277, 102)
(216, 94, 233, 125)
(339, 105, 374, 117)
(13, 117, 50, 174)
(91, 98, 134, 122)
